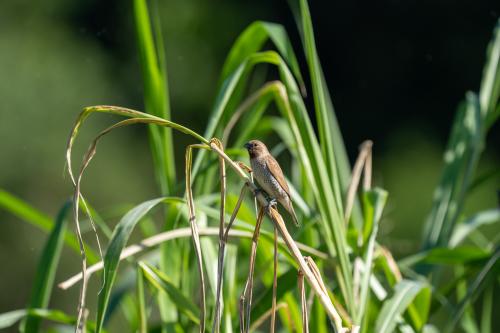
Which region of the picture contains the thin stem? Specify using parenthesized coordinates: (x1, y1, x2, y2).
(186, 144, 208, 333)
(240, 207, 265, 333)
(270, 225, 278, 333)
(213, 139, 226, 333)
(344, 140, 373, 225)
(299, 270, 309, 333)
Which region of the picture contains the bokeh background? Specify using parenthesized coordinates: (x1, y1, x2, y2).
(1, 0, 499, 326)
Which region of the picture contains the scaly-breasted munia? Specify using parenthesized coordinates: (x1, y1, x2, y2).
(244, 140, 300, 226)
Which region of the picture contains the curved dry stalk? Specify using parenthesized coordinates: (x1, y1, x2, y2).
(58, 226, 329, 290)
(70, 119, 151, 331)
(186, 143, 210, 333)
(240, 207, 265, 333)
(344, 140, 373, 225)
(270, 226, 278, 333)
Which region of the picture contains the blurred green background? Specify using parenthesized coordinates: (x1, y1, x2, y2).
(0, 0, 498, 326)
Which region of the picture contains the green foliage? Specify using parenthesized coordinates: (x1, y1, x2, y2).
(0, 1, 498, 332)
(21, 201, 71, 333)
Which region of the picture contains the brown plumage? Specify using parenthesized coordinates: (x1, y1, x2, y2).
(244, 140, 300, 226)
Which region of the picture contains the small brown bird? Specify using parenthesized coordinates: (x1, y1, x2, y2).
(244, 140, 300, 226)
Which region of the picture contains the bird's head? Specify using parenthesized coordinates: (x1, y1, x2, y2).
(244, 140, 269, 158)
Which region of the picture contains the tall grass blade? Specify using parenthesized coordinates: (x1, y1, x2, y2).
(480, 19, 500, 128)
(423, 20, 499, 249)
(220, 21, 305, 93)
(422, 93, 482, 249)
(133, 0, 175, 194)
(296, 0, 343, 210)
(21, 201, 72, 333)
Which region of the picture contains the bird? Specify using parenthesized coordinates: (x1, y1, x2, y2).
(244, 140, 300, 226)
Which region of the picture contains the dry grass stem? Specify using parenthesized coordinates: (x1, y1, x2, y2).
(186, 144, 209, 333)
(270, 225, 278, 333)
(298, 269, 309, 333)
(213, 138, 226, 333)
(344, 140, 373, 224)
(240, 207, 265, 333)
(58, 226, 328, 290)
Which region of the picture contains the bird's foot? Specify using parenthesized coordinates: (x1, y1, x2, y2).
(266, 198, 278, 213)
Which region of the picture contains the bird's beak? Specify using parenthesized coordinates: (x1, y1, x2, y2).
(244, 142, 251, 149)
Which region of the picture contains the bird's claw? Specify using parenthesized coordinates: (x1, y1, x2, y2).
(266, 198, 278, 213)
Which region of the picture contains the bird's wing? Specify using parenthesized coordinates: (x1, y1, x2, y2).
(265, 156, 291, 198)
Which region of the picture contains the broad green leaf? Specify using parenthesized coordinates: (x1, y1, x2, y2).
(140, 262, 200, 324)
(21, 201, 71, 333)
(406, 281, 432, 331)
(375, 280, 430, 333)
(95, 197, 183, 333)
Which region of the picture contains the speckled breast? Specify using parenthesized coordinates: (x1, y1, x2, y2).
(251, 157, 286, 199)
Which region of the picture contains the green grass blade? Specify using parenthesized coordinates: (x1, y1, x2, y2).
(136, 265, 147, 333)
(95, 197, 183, 333)
(21, 201, 71, 333)
(0, 189, 98, 263)
(139, 262, 200, 324)
(220, 21, 305, 93)
(480, 19, 500, 127)
(449, 209, 500, 247)
(444, 248, 500, 333)
(296, 0, 343, 210)
(0, 309, 96, 330)
(375, 280, 430, 333)
(356, 188, 388, 323)
(480, 284, 493, 333)
(422, 93, 482, 249)
(133, 0, 175, 194)
(423, 21, 499, 249)
(399, 246, 491, 268)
